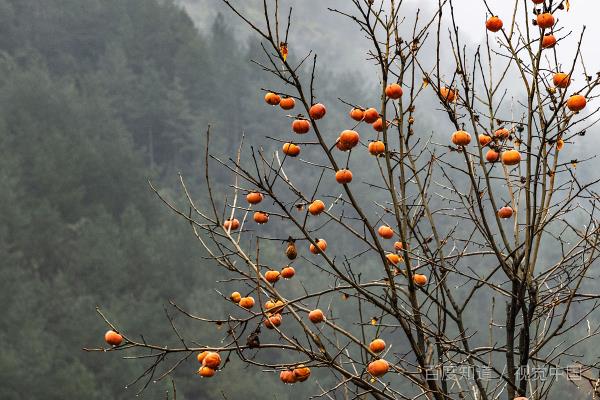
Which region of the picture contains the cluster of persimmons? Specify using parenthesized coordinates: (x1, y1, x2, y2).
(485, 4, 586, 115)
(206, 83, 429, 382)
(480, 1, 585, 221)
(100, 0, 586, 391)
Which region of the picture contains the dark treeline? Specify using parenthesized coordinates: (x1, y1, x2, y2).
(0, 0, 370, 398)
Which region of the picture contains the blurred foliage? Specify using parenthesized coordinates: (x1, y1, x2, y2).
(0, 0, 313, 398)
(0, 0, 373, 397)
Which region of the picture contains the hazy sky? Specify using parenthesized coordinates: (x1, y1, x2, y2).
(179, 1, 600, 107)
(179, 0, 600, 73)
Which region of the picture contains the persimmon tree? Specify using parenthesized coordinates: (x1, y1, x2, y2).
(87, 0, 600, 399)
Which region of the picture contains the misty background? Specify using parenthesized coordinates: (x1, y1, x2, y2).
(0, 0, 599, 399)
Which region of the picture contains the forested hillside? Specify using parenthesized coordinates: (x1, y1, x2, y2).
(0, 0, 372, 398)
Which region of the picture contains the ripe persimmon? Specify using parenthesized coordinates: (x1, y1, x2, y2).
(293, 365, 311, 382)
(498, 206, 514, 219)
(280, 97, 295, 110)
(198, 366, 215, 377)
(282, 142, 300, 157)
(202, 352, 221, 369)
(339, 130, 360, 149)
(265, 270, 280, 283)
(369, 338, 386, 353)
(246, 192, 263, 204)
(292, 119, 310, 134)
(308, 199, 325, 215)
(253, 211, 269, 224)
(308, 309, 325, 323)
(537, 13, 554, 29)
(542, 34, 556, 48)
(486, 16, 503, 32)
(335, 169, 353, 184)
(385, 83, 403, 99)
(223, 218, 240, 231)
(368, 359, 389, 377)
(394, 241, 407, 251)
(281, 266, 295, 279)
(386, 253, 401, 265)
(502, 150, 521, 166)
(413, 274, 428, 286)
(239, 296, 255, 309)
(553, 73, 571, 88)
(280, 370, 297, 384)
(368, 141, 385, 155)
(309, 103, 327, 119)
(264, 92, 281, 105)
(264, 313, 282, 329)
(486, 149, 500, 163)
(451, 130, 472, 146)
(378, 225, 394, 239)
(105, 330, 123, 346)
(230, 292, 242, 303)
(494, 128, 510, 139)
(440, 87, 457, 102)
(350, 108, 365, 121)
(478, 134, 492, 146)
(567, 94, 586, 112)
(309, 239, 327, 254)
(363, 108, 379, 124)
(372, 118, 387, 132)
(197, 351, 209, 363)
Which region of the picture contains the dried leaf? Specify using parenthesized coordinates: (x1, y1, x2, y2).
(342, 292, 350, 300)
(247, 332, 260, 348)
(280, 42, 288, 62)
(422, 77, 430, 88)
(371, 317, 378, 326)
(557, 138, 564, 151)
(286, 241, 297, 260)
(566, 0, 570, 11)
